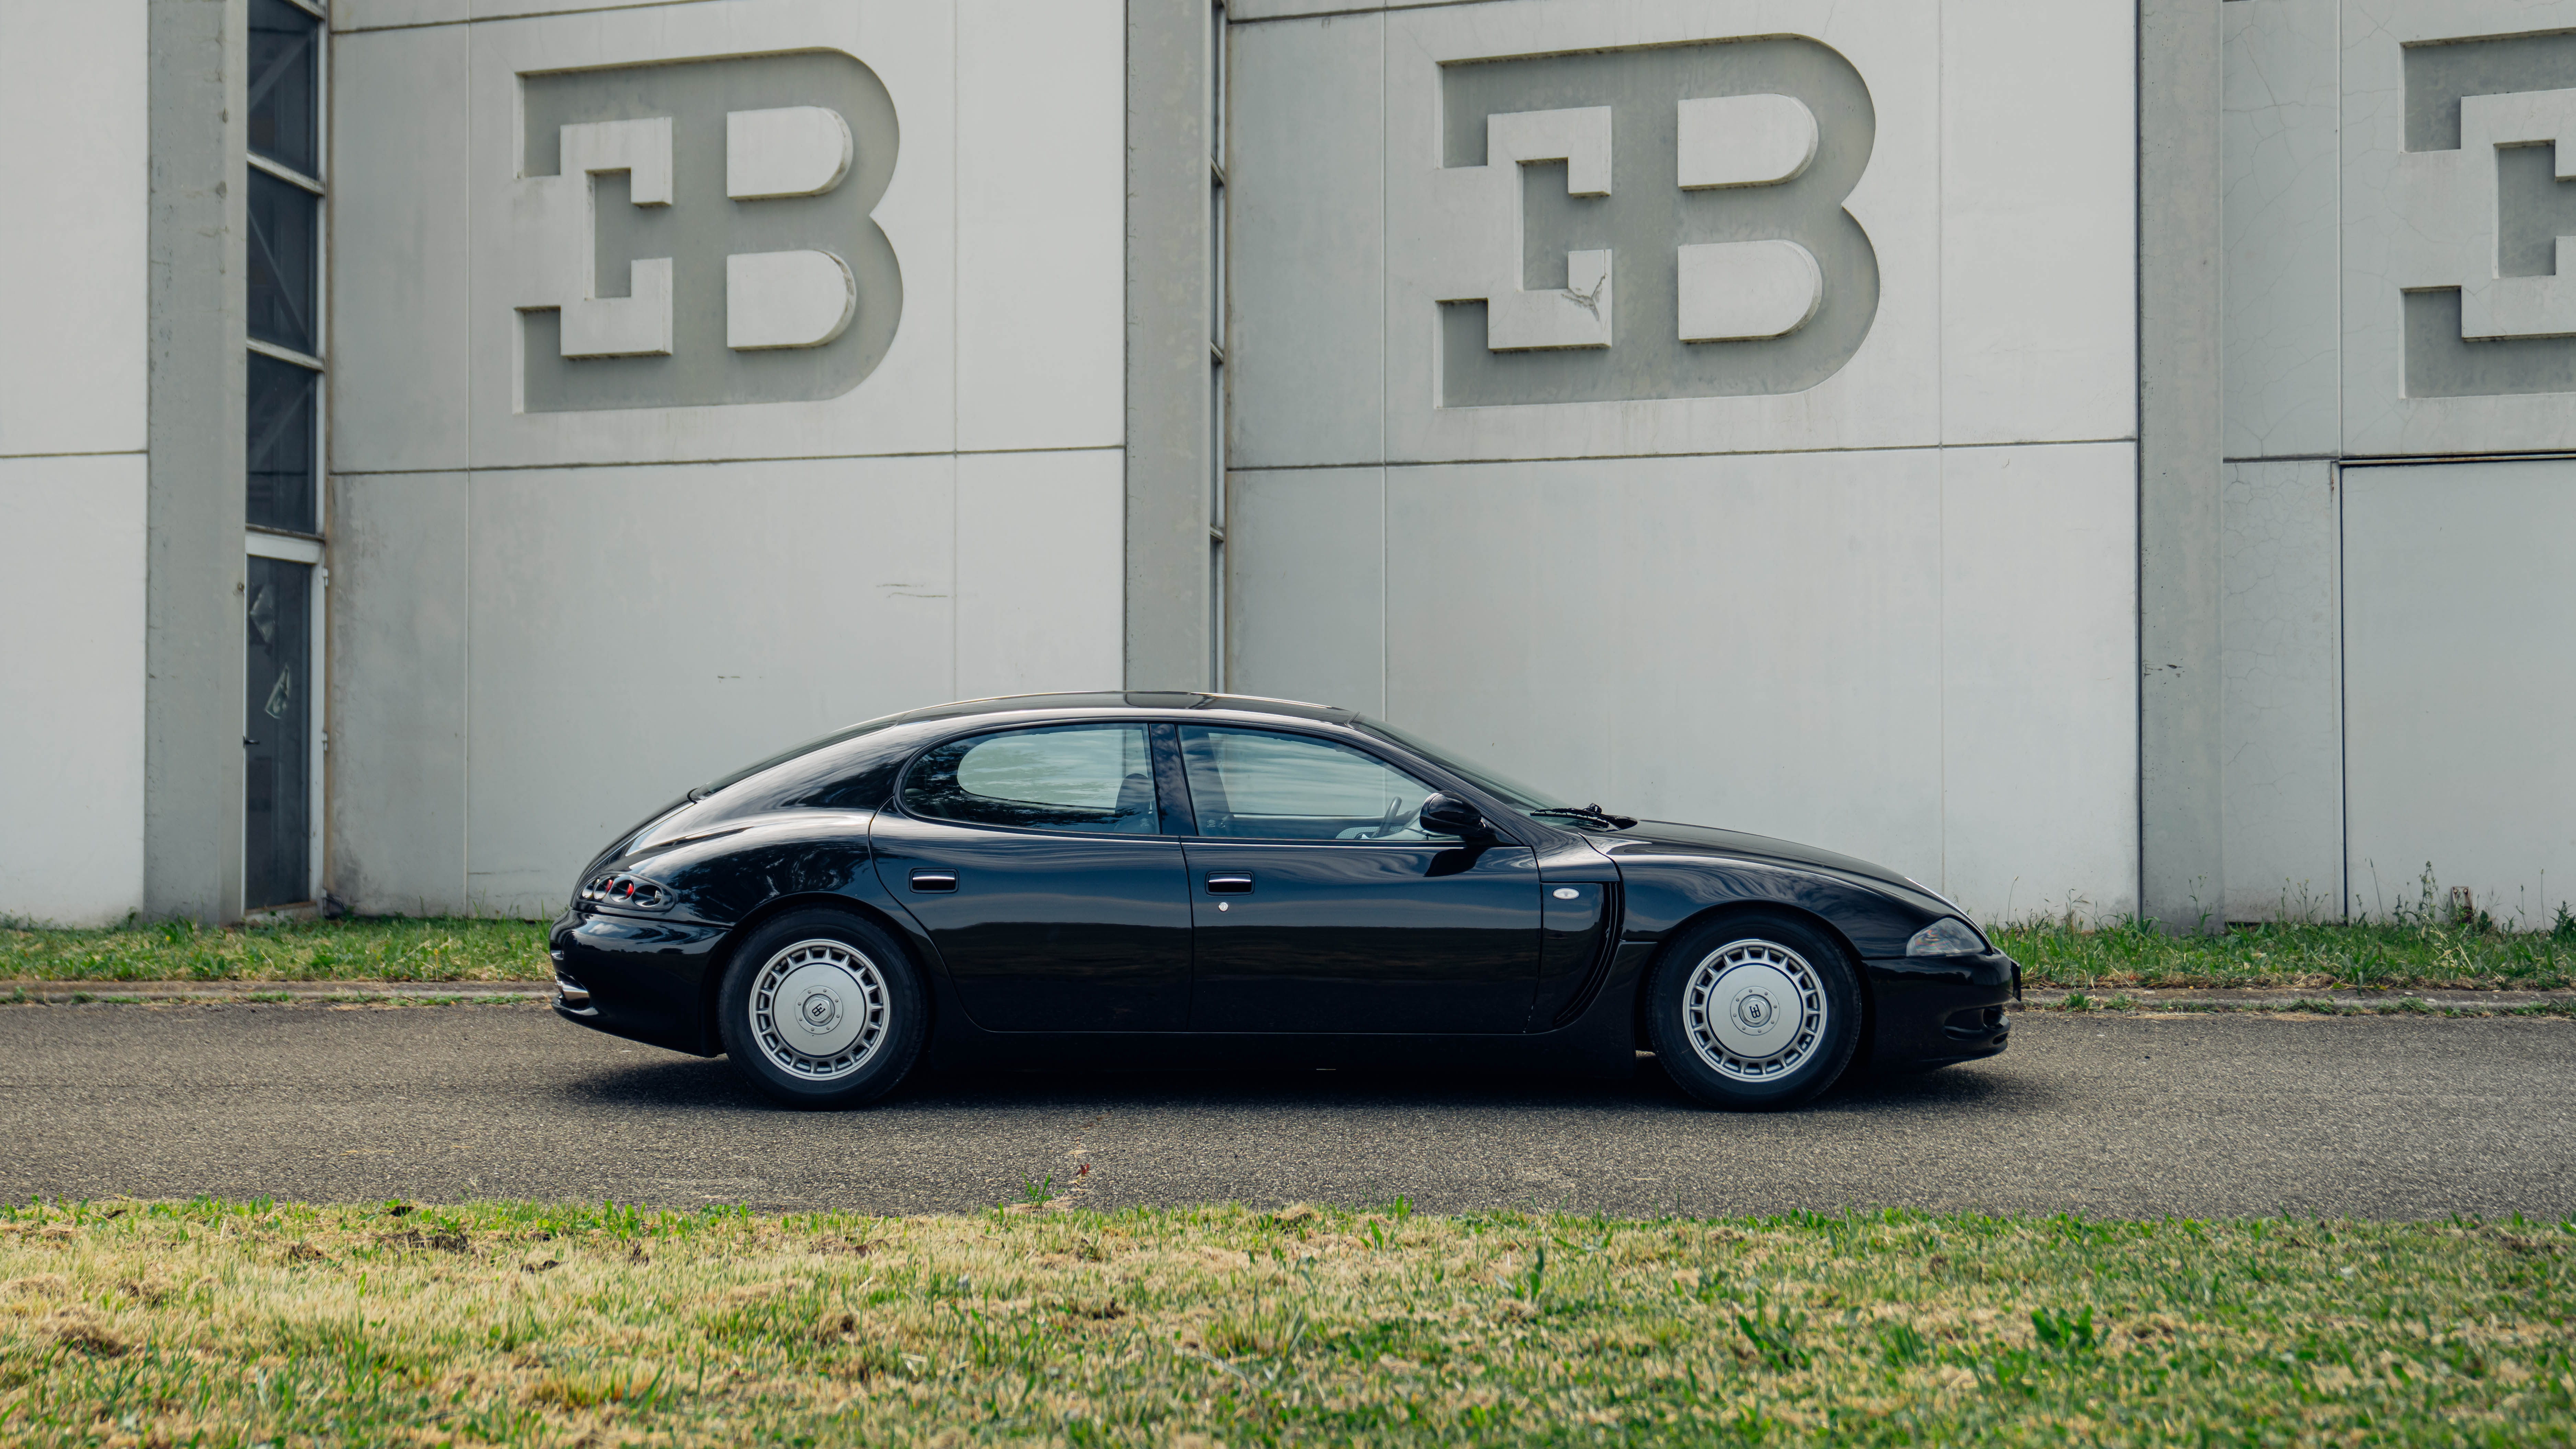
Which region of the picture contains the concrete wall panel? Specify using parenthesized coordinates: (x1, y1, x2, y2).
(1225, 444, 2148, 919)
(0, 0, 147, 457)
(331, 23, 473, 476)
(459, 2, 961, 468)
(334, 0, 470, 30)
(2341, 0, 2576, 456)
(957, 0, 1125, 452)
(1938, 443, 2139, 923)
(0, 457, 147, 925)
(2219, 459, 2343, 920)
(329, 474, 469, 917)
(2345, 459, 2576, 927)
(1377, 0, 1944, 463)
(1227, 12, 1386, 471)
(463, 457, 957, 916)
(1939, 1, 2137, 447)
(1375, 450, 1949, 890)
(1225, 467, 1387, 715)
(956, 449, 1126, 700)
(2222, 0, 2340, 461)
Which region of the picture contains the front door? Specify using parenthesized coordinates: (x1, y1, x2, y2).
(1174, 726, 1543, 1033)
(872, 721, 1191, 1032)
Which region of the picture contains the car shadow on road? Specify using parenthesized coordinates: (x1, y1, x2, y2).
(552, 1052, 2032, 1117)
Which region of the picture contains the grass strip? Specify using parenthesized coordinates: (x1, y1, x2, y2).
(0, 916, 552, 985)
(3, 1198, 2570, 1446)
(8, 911, 2576, 993)
(1993, 916, 2576, 992)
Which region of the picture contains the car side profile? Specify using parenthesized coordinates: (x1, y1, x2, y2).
(550, 692, 2017, 1110)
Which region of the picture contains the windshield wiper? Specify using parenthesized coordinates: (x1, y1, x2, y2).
(1529, 804, 1638, 830)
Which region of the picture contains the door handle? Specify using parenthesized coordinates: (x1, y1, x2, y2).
(909, 871, 958, 893)
(1204, 873, 1253, 895)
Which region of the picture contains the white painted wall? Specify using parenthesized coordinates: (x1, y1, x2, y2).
(1232, 446, 2137, 924)
(2345, 460, 2576, 929)
(328, 0, 1130, 917)
(1227, 1, 2140, 921)
(0, 0, 148, 459)
(0, 0, 149, 925)
(0, 459, 149, 925)
(2220, 461, 2343, 920)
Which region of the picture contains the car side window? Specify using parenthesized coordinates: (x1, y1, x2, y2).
(903, 724, 1159, 835)
(1177, 727, 1459, 842)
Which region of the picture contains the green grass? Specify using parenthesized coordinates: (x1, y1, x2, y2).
(0, 916, 550, 984)
(3, 1198, 2569, 1446)
(1994, 916, 2576, 993)
(7, 910, 2576, 993)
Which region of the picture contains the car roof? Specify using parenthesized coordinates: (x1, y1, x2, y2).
(892, 691, 1357, 727)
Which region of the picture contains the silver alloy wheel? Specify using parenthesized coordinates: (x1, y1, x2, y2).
(1682, 936, 1828, 1083)
(748, 938, 890, 1081)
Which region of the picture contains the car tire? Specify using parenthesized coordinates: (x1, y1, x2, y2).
(1645, 912, 1864, 1111)
(717, 909, 927, 1109)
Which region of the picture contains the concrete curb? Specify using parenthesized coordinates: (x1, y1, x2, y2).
(2, 981, 552, 1005)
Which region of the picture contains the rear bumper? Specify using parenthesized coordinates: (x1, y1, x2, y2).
(548, 908, 731, 1056)
(1862, 948, 2017, 1072)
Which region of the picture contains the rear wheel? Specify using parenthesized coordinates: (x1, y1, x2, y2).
(1645, 912, 1862, 1110)
(718, 910, 926, 1108)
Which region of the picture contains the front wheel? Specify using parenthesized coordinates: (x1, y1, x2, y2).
(1645, 912, 1863, 1111)
(717, 910, 926, 1109)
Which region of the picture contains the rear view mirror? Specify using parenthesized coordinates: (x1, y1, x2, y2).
(1417, 791, 1492, 839)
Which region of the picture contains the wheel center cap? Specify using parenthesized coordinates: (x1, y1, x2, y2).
(1732, 991, 1774, 1034)
(1697, 957, 1812, 1065)
(798, 990, 843, 1034)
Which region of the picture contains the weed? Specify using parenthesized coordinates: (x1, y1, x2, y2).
(1877, 1320, 1931, 1366)
(2032, 1304, 2099, 1353)
(1734, 1293, 1809, 1371)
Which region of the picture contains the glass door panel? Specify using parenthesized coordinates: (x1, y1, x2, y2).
(245, 556, 311, 907)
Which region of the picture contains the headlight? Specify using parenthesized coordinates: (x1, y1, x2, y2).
(1905, 917, 1985, 956)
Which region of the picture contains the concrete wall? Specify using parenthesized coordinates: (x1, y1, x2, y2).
(2218, 0, 2343, 920)
(2345, 460, 2576, 927)
(1224, 0, 2140, 922)
(328, 0, 1127, 917)
(0, 0, 151, 925)
(2211, 0, 2576, 921)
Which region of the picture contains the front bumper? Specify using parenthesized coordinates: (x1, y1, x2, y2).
(1861, 948, 2018, 1072)
(548, 908, 733, 1056)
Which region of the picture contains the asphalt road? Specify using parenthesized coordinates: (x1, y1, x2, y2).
(4, 1003, 2569, 1220)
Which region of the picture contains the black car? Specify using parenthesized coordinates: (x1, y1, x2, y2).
(550, 692, 2016, 1110)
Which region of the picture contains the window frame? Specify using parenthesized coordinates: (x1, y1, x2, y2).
(892, 721, 1177, 841)
(240, 0, 328, 911)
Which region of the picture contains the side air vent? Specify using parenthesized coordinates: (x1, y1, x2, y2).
(580, 872, 673, 910)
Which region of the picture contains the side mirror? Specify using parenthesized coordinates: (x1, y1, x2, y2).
(1417, 791, 1492, 840)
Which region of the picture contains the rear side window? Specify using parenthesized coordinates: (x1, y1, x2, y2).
(902, 724, 1159, 835)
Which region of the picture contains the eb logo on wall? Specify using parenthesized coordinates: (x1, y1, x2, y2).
(1428, 38, 1877, 408)
(2391, 31, 2576, 401)
(512, 52, 900, 413)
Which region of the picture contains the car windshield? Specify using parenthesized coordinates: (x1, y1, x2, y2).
(1353, 716, 1613, 825)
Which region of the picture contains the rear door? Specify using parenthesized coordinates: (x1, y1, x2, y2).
(1172, 726, 1542, 1033)
(872, 721, 1191, 1031)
